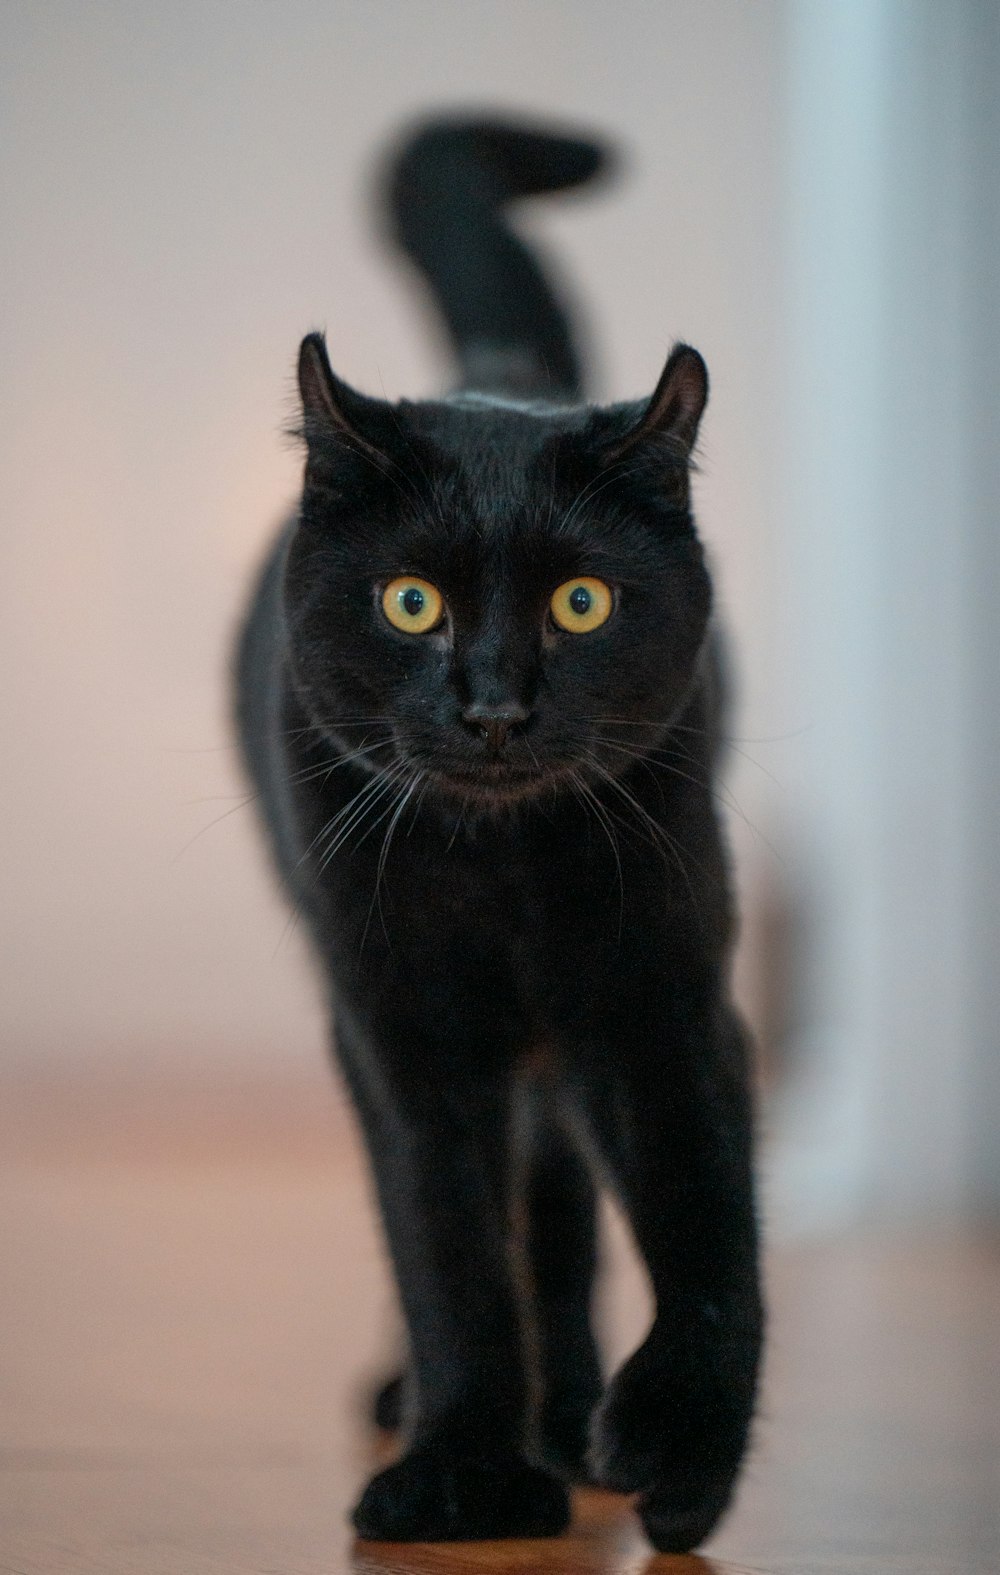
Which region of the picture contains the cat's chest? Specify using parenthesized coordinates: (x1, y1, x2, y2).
(357, 816, 563, 962)
(386, 848, 614, 1064)
(293, 756, 710, 1029)
(340, 802, 649, 1004)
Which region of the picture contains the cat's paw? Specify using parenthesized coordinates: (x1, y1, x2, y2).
(637, 1479, 739, 1554)
(352, 1441, 570, 1541)
(590, 1332, 749, 1552)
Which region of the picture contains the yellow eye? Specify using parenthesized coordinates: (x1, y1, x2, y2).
(549, 577, 613, 633)
(381, 576, 444, 634)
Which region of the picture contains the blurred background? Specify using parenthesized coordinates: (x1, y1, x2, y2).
(1, 0, 997, 1239)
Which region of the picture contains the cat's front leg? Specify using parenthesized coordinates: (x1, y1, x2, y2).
(576, 1002, 763, 1553)
(337, 1017, 569, 1542)
(524, 1106, 603, 1481)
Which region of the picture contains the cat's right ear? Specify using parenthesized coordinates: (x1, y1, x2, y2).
(602, 344, 709, 464)
(296, 332, 390, 461)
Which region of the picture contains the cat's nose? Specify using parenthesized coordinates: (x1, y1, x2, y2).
(461, 700, 531, 752)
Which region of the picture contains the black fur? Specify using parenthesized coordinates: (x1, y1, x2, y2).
(235, 115, 762, 1553)
(384, 114, 609, 397)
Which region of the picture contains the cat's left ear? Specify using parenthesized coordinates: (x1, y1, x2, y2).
(297, 331, 393, 460)
(606, 343, 708, 461)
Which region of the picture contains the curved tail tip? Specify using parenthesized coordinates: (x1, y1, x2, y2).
(385, 110, 618, 209)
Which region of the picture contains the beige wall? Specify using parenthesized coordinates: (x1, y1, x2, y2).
(0, 1, 783, 1076)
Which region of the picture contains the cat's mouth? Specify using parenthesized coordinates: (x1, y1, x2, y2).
(428, 757, 566, 804)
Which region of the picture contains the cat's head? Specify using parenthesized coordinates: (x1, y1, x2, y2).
(283, 333, 712, 808)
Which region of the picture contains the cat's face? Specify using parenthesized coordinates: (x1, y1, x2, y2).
(283, 335, 711, 808)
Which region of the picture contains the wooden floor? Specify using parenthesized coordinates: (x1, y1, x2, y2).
(1, 1072, 997, 1575)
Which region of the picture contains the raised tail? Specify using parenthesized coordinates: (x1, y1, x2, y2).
(383, 115, 613, 401)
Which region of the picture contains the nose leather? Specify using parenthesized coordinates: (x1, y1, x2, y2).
(461, 700, 530, 752)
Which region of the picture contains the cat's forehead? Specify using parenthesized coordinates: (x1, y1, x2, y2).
(400, 392, 591, 476)
(391, 393, 600, 550)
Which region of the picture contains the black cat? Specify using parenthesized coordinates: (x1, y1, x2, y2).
(235, 116, 762, 1554)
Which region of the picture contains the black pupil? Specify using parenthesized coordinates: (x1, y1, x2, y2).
(568, 585, 592, 616)
(402, 586, 425, 617)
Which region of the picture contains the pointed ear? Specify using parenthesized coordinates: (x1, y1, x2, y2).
(296, 332, 390, 459)
(607, 343, 708, 460)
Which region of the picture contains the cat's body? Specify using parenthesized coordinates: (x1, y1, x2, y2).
(236, 117, 762, 1554)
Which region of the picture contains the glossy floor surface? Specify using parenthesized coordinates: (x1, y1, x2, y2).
(1, 1075, 997, 1574)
